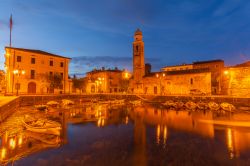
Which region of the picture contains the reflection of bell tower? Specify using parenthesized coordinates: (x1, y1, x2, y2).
(133, 29, 145, 82)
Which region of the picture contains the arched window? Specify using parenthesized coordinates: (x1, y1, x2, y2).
(136, 45, 139, 52)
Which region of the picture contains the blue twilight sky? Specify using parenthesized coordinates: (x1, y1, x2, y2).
(0, 0, 250, 76)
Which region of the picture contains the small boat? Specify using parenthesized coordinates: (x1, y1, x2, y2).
(47, 101, 59, 107)
(62, 99, 74, 106)
(208, 102, 220, 111)
(163, 100, 176, 108)
(220, 102, 235, 112)
(35, 105, 48, 111)
(197, 101, 208, 110)
(130, 100, 142, 105)
(185, 101, 197, 110)
(174, 101, 184, 109)
(22, 116, 61, 136)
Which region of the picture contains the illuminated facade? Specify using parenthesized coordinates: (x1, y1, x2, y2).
(85, 68, 131, 93)
(221, 61, 250, 96)
(4, 47, 71, 94)
(161, 64, 193, 71)
(129, 29, 212, 95)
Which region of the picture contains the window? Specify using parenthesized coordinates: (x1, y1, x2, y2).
(31, 70, 35, 79)
(31, 57, 36, 64)
(17, 56, 21, 62)
(50, 60, 53, 66)
(60, 73, 63, 79)
(60, 62, 64, 67)
(190, 78, 193, 85)
(50, 71, 53, 76)
(136, 45, 139, 52)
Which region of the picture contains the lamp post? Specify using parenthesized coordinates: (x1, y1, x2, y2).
(13, 69, 25, 96)
(156, 73, 165, 95)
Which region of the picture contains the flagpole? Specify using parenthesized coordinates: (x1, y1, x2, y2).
(10, 14, 12, 47)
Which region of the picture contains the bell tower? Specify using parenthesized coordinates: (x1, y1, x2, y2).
(133, 29, 145, 82)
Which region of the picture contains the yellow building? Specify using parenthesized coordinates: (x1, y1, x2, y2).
(221, 61, 250, 96)
(161, 64, 193, 71)
(86, 68, 131, 93)
(129, 29, 211, 95)
(4, 47, 71, 95)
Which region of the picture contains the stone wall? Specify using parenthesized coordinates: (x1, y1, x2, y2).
(221, 66, 250, 97)
(140, 72, 211, 95)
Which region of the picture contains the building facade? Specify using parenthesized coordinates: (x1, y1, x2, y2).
(193, 59, 224, 94)
(129, 29, 211, 95)
(4, 47, 71, 94)
(85, 68, 131, 93)
(221, 61, 250, 96)
(161, 64, 193, 71)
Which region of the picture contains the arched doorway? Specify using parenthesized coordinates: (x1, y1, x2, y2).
(28, 82, 36, 94)
(91, 85, 95, 93)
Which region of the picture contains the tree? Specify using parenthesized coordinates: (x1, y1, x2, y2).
(39, 72, 63, 93)
(72, 77, 87, 93)
(120, 79, 130, 93)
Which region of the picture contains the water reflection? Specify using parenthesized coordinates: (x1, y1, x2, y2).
(1, 103, 250, 165)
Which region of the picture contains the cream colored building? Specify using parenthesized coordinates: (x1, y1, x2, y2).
(129, 29, 211, 95)
(161, 64, 193, 71)
(86, 68, 131, 93)
(4, 47, 71, 94)
(221, 61, 250, 96)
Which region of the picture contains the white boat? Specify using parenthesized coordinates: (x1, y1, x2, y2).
(62, 99, 74, 106)
(47, 101, 59, 107)
(22, 116, 61, 136)
(220, 102, 235, 112)
(208, 102, 220, 111)
(197, 101, 208, 110)
(130, 100, 142, 105)
(163, 100, 176, 108)
(174, 101, 184, 109)
(185, 101, 197, 110)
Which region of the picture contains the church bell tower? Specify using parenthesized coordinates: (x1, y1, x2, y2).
(133, 29, 145, 82)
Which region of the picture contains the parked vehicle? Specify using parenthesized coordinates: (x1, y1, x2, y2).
(189, 89, 206, 95)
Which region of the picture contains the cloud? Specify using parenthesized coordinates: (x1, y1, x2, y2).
(69, 55, 160, 76)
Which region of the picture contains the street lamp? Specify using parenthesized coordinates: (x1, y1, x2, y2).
(13, 69, 25, 95)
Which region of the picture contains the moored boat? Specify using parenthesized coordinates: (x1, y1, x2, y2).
(62, 99, 74, 106)
(47, 101, 59, 107)
(197, 101, 208, 110)
(35, 105, 48, 111)
(185, 101, 197, 110)
(163, 100, 176, 108)
(220, 102, 235, 112)
(130, 100, 142, 105)
(174, 101, 184, 109)
(22, 116, 61, 136)
(208, 101, 220, 111)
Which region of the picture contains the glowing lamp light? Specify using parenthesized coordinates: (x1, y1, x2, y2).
(156, 74, 159, 78)
(163, 73, 166, 77)
(13, 70, 18, 74)
(1, 148, 6, 159)
(224, 70, 229, 75)
(18, 136, 23, 146)
(9, 138, 16, 149)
